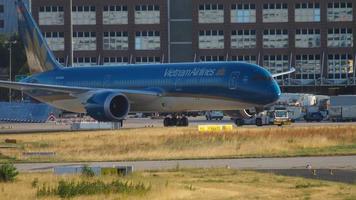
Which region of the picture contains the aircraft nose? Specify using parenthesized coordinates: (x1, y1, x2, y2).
(269, 79, 281, 103)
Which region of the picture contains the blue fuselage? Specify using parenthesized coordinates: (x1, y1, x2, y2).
(24, 62, 281, 112)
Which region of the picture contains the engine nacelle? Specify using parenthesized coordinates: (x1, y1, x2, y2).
(85, 91, 130, 122)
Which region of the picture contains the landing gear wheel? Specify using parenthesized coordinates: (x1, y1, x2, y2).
(181, 117, 189, 127)
(163, 115, 189, 127)
(164, 117, 172, 127)
(171, 116, 178, 126)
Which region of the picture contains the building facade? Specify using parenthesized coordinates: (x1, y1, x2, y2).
(31, 0, 356, 94)
(0, 0, 29, 35)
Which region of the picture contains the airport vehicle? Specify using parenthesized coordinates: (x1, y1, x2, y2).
(205, 111, 224, 120)
(328, 95, 356, 122)
(272, 108, 292, 126)
(304, 112, 323, 122)
(329, 105, 356, 122)
(234, 108, 292, 127)
(0, 1, 294, 127)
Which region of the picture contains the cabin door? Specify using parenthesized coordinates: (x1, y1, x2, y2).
(228, 71, 240, 90)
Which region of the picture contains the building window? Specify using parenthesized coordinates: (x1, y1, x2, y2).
(327, 28, 353, 48)
(295, 3, 320, 22)
(39, 6, 64, 25)
(72, 6, 96, 25)
(103, 57, 129, 65)
(295, 55, 321, 80)
(263, 29, 288, 48)
(73, 57, 97, 67)
(135, 31, 160, 50)
(135, 5, 160, 24)
(0, 20, 3, 28)
(200, 55, 225, 62)
(103, 32, 128, 50)
(73, 32, 96, 51)
(263, 3, 288, 23)
(231, 4, 256, 23)
(103, 5, 128, 25)
(199, 30, 224, 49)
(327, 2, 353, 22)
(135, 56, 161, 64)
(44, 32, 64, 51)
(199, 4, 224, 23)
(295, 29, 321, 48)
(231, 30, 256, 49)
(0, 5, 4, 13)
(231, 55, 257, 64)
(328, 54, 353, 79)
(263, 55, 289, 79)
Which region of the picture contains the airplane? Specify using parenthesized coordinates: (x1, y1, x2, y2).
(0, 1, 294, 127)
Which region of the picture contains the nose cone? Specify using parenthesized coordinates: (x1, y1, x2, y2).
(270, 79, 281, 103)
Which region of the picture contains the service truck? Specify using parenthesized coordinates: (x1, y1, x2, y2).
(329, 95, 356, 122)
(235, 107, 292, 126)
(329, 105, 356, 122)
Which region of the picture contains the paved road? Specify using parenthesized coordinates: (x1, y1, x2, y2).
(2, 117, 356, 133)
(15, 155, 356, 172)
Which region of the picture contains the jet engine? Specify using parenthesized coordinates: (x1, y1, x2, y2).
(85, 91, 130, 122)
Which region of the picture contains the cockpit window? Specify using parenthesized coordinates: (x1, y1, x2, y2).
(253, 74, 272, 81)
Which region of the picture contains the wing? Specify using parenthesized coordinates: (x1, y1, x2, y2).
(272, 67, 296, 78)
(0, 80, 162, 112)
(0, 80, 161, 96)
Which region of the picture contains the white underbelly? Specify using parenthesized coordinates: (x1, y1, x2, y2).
(39, 96, 253, 114)
(131, 97, 255, 112)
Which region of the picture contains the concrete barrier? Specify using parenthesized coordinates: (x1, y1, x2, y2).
(71, 122, 122, 130)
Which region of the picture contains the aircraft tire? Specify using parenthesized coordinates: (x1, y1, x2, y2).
(181, 117, 189, 127)
(163, 117, 171, 127)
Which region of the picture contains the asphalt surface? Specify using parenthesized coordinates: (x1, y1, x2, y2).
(15, 156, 356, 172)
(2, 117, 356, 133)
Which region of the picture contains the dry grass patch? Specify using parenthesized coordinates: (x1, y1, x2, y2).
(0, 169, 355, 200)
(0, 126, 355, 162)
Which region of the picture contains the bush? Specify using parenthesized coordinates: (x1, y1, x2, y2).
(81, 165, 95, 177)
(37, 179, 151, 198)
(0, 163, 19, 182)
(31, 178, 39, 188)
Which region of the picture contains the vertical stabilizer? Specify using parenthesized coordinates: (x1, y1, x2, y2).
(16, 0, 62, 74)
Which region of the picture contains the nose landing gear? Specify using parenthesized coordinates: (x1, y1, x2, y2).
(163, 114, 189, 127)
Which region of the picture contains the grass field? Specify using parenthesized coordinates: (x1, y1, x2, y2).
(0, 168, 355, 200)
(0, 126, 355, 162)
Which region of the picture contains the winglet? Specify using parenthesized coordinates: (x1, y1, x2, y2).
(272, 67, 296, 78)
(16, 0, 62, 74)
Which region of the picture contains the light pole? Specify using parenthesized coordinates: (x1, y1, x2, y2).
(5, 40, 17, 103)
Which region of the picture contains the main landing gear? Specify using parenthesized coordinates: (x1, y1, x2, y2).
(163, 115, 189, 127)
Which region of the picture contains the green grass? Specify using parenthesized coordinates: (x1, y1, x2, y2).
(36, 179, 151, 198)
(295, 144, 356, 156)
(0, 168, 355, 200)
(0, 126, 355, 163)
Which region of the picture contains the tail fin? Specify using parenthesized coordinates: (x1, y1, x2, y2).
(16, 0, 62, 74)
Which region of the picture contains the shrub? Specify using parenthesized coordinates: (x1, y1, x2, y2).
(81, 165, 95, 177)
(31, 178, 39, 188)
(0, 163, 19, 182)
(37, 179, 151, 198)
